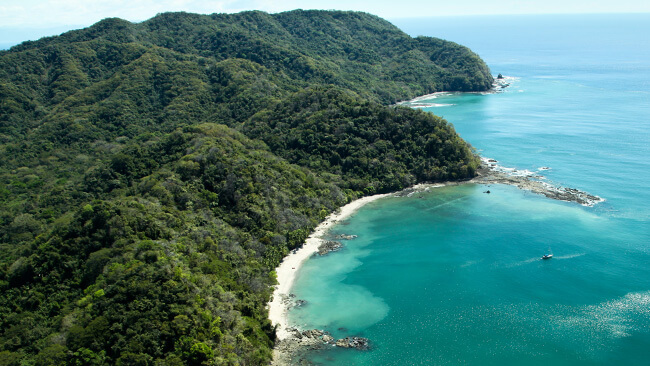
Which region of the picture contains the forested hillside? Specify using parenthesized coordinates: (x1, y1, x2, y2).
(0, 10, 490, 365)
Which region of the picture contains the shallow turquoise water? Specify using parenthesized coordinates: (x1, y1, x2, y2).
(289, 14, 650, 365)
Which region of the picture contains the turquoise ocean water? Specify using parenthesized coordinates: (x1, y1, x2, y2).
(288, 14, 650, 365)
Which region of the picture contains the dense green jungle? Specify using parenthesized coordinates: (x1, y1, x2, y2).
(0, 10, 492, 365)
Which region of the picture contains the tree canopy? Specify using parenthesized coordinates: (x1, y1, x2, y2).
(0, 9, 489, 365)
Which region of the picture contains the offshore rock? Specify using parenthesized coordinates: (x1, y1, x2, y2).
(335, 234, 358, 240)
(273, 329, 333, 366)
(273, 329, 371, 365)
(277, 293, 308, 311)
(322, 335, 334, 343)
(317, 240, 343, 255)
(335, 337, 370, 350)
(492, 75, 511, 92)
(302, 329, 324, 339)
(294, 299, 307, 307)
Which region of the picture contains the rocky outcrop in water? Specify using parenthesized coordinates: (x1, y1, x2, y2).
(317, 240, 343, 255)
(334, 234, 358, 240)
(294, 299, 307, 307)
(276, 293, 309, 312)
(492, 75, 512, 92)
(272, 329, 371, 365)
(335, 337, 370, 350)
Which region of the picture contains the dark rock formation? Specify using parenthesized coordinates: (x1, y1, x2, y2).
(334, 234, 358, 240)
(273, 329, 371, 365)
(472, 160, 604, 206)
(317, 240, 343, 255)
(294, 299, 307, 307)
(335, 337, 370, 350)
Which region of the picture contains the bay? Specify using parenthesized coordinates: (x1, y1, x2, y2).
(288, 14, 650, 365)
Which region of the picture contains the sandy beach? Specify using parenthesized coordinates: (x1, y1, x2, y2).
(267, 192, 392, 341)
(267, 159, 603, 339)
(267, 159, 603, 364)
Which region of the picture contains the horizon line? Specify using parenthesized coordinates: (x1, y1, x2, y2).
(2, 11, 649, 49)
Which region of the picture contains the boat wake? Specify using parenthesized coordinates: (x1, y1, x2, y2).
(501, 253, 585, 268)
(423, 196, 467, 211)
(552, 253, 586, 260)
(501, 257, 540, 268)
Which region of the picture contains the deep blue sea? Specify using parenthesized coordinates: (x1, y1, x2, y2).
(288, 14, 650, 365)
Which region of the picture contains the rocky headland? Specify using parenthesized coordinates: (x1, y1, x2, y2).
(398, 158, 604, 206)
(471, 158, 604, 206)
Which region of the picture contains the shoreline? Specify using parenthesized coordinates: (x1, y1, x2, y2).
(268, 158, 603, 365)
(268, 192, 392, 342)
(394, 75, 516, 107)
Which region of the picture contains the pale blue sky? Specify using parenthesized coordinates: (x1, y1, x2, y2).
(2, 0, 649, 46)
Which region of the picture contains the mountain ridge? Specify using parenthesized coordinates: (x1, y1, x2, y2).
(0, 10, 491, 365)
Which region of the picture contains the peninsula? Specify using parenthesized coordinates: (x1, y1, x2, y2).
(0, 9, 495, 365)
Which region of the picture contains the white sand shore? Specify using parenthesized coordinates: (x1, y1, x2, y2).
(267, 171, 603, 365)
(267, 162, 603, 351)
(267, 192, 392, 340)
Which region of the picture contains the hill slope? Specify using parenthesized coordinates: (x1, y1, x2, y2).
(0, 10, 490, 365)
